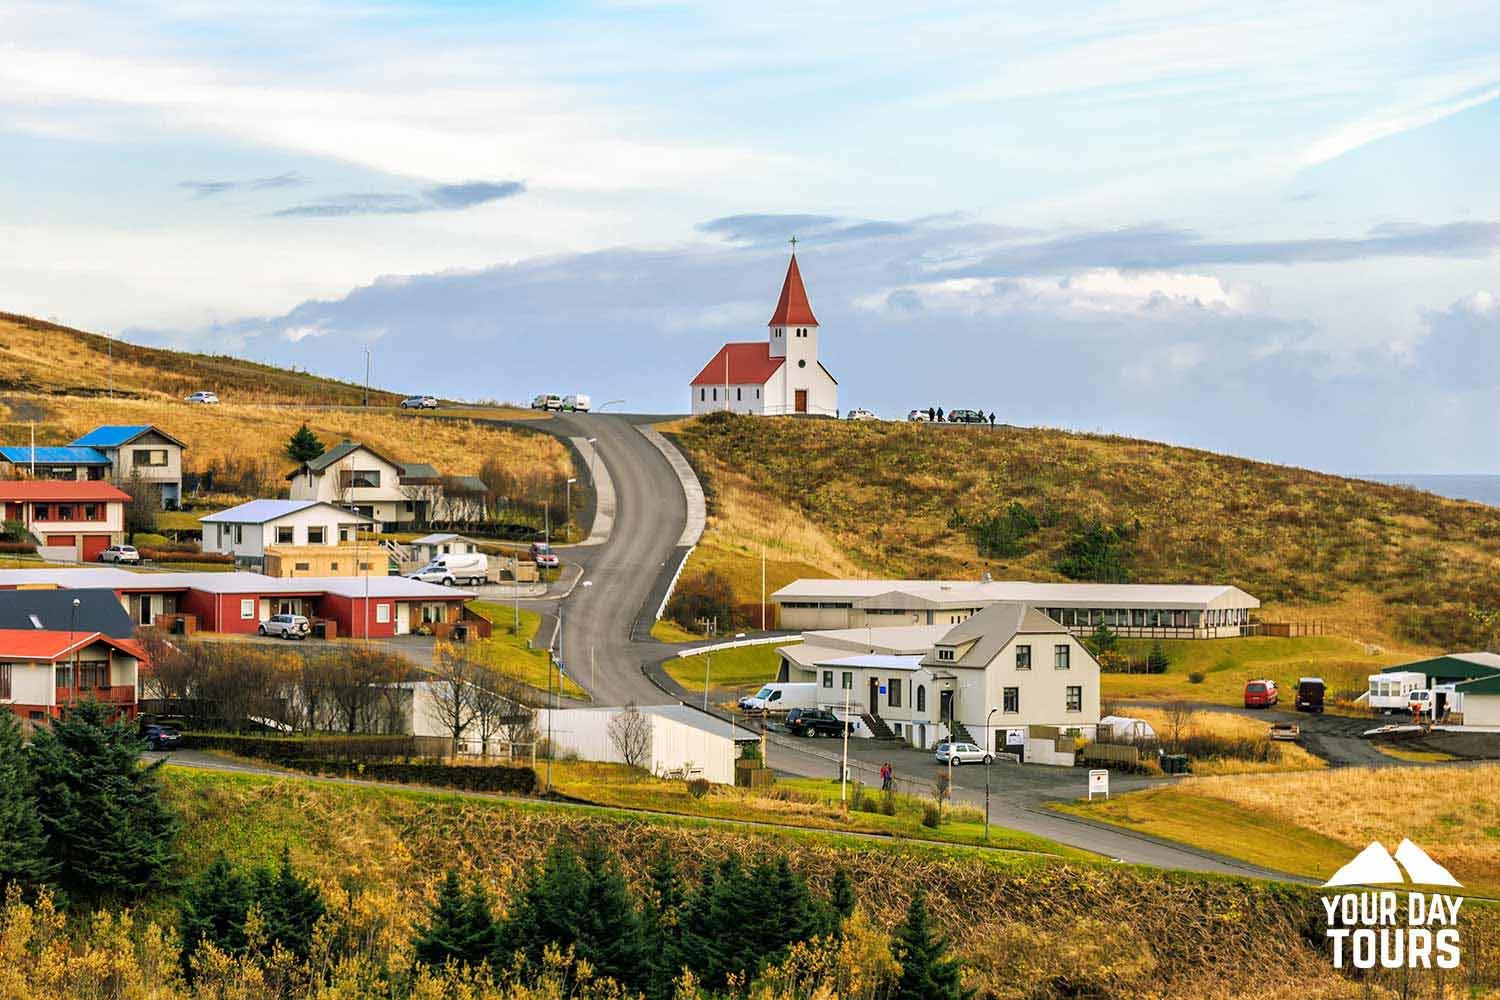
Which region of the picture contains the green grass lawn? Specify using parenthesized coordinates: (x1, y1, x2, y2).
(465, 601, 586, 699)
(1102, 635, 1405, 708)
(650, 618, 703, 643)
(157, 509, 210, 531)
(665, 642, 792, 695)
(1052, 787, 1355, 880)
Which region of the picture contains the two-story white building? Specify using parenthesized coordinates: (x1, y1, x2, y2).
(0, 481, 130, 561)
(68, 425, 187, 509)
(200, 499, 373, 570)
(286, 441, 484, 527)
(778, 603, 1100, 755)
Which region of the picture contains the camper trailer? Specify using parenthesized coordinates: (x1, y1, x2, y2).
(1368, 671, 1426, 713)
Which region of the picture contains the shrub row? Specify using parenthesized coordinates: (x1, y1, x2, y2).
(139, 547, 234, 565)
(179, 732, 424, 762)
(0, 541, 37, 554)
(283, 758, 539, 794)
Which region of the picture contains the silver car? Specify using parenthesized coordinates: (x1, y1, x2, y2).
(258, 613, 311, 639)
(934, 741, 992, 765)
(97, 544, 140, 564)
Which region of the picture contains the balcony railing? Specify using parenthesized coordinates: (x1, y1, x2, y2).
(55, 685, 136, 705)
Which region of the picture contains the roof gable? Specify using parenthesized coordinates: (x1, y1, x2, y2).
(301, 441, 403, 474)
(200, 499, 373, 525)
(768, 254, 818, 327)
(69, 424, 186, 449)
(0, 481, 131, 502)
(923, 604, 1069, 668)
(690, 342, 785, 386)
(0, 588, 136, 638)
(0, 628, 146, 661)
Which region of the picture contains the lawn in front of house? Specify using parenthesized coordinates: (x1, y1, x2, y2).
(1101, 635, 1408, 709)
(665, 642, 793, 696)
(464, 601, 586, 699)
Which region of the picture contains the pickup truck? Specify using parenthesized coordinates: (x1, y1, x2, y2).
(1268, 722, 1301, 742)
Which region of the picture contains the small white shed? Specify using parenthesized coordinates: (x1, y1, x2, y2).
(536, 704, 759, 785)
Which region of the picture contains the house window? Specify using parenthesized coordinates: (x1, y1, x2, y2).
(57, 504, 74, 521)
(375, 603, 391, 624)
(82, 504, 99, 521)
(916, 685, 926, 712)
(841, 671, 853, 690)
(756, 388, 760, 398)
(1015, 644, 1031, 670)
(133, 448, 168, 467)
(276, 526, 295, 544)
(55, 662, 71, 688)
(345, 469, 381, 488)
(1054, 644, 1071, 669)
(79, 661, 108, 689)
(711, 388, 717, 401)
(937, 648, 954, 661)
(888, 678, 902, 708)
(329, 562, 339, 571)
(33, 504, 49, 520)
(0, 663, 10, 699)
(1003, 687, 1019, 713)
(736, 387, 742, 401)
(1066, 686, 1083, 712)
(822, 670, 834, 688)
(700, 388, 705, 401)
(233, 525, 243, 544)
(308, 526, 325, 544)
(294, 562, 310, 572)
(240, 599, 255, 620)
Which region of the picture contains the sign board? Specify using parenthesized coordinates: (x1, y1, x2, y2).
(1088, 768, 1110, 800)
(1004, 728, 1026, 746)
(879, 684, 887, 695)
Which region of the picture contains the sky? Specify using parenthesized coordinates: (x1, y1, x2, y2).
(3, 1, 1500, 473)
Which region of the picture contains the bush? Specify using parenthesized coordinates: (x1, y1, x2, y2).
(1146, 642, 1170, 673)
(0, 541, 36, 554)
(881, 793, 897, 816)
(686, 778, 711, 799)
(1055, 519, 1136, 582)
(139, 547, 232, 565)
(178, 732, 424, 762)
(1188, 671, 1206, 684)
(921, 802, 942, 828)
(969, 502, 1039, 558)
(665, 570, 739, 632)
(292, 760, 539, 794)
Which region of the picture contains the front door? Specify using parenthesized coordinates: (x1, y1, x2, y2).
(868, 677, 880, 717)
(137, 596, 154, 626)
(795, 389, 808, 413)
(939, 690, 954, 726)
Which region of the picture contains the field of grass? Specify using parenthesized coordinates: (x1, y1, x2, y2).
(665, 641, 792, 696)
(667, 412, 1500, 648)
(1117, 706, 1326, 775)
(465, 601, 586, 699)
(155, 766, 1397, 999)
(1057, 763, 1500, 896)
(649, 617, 703, 642)
(1103, 635, 1410, 707)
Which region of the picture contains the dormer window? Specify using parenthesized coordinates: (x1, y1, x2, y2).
(937, 647, 955, 661)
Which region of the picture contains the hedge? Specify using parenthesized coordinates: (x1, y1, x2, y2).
(139, 547, 234, 565)
(0, 541, 37, 554)
(179, 732, 424, 763)
(283, 759, 538, 794)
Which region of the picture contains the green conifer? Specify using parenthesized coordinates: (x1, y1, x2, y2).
(284, 424, 325, 464)
(252, 846, 326, 960)
(415, 870, 497, 968)
(180, 856, 252, 963)
(891, 891, 972, 1000)
(0, 712, 51, 889)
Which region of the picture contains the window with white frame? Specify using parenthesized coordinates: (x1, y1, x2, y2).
(841, 671, 853, 690)
(308, 526, 325, 544)
(822, 670, 834, 688)
(1015, 644, 1031, 670)
(240, 599, 255, 620)
(375, 603, 391, 624)
(1003, 687, 1019, 713)
(276, 526, 294, 544)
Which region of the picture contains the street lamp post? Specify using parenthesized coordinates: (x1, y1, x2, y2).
(984, 707, 999, 841)
(840, 678, 851, 803)
(702, 632, 746, 712)
(565, 478, 577, 541)
(68, 597, 80, 708)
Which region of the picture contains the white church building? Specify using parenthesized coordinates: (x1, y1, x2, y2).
(689, 252, 839, 416)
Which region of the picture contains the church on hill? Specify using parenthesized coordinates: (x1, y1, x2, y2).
(689, 251, 838, 416)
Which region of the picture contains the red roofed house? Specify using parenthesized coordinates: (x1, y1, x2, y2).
(0, 629, 143, 723)
(690, 253, 838, 416)
(0, 480, 131, 562)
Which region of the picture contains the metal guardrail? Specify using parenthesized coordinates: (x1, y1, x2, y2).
(674, 634, 790, 658)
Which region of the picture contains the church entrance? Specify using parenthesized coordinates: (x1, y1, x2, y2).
(795, 389, 807, 413)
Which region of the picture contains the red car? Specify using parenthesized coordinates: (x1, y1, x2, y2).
(1243, 679, 1279, 708)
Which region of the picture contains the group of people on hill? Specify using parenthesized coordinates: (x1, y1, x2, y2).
(921, 406, 996, 425)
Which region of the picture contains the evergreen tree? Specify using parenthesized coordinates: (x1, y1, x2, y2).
(28, 701, 179, 903)
(891, 891, 971, 1000)
(1147, 641, 1171, 673)
(180, 856, 253, 962)
(252, 846, 326, 960)
(284, 424, 325, 464)
(641, 846, 686, 1000)
(0, 712, 52, 890)
(415, 870, 498, 968)
(573, 839, 646, 986)
(829, 867, 856, 923)
(495, 841, 588, 969)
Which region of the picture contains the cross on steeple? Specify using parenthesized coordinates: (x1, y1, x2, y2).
(788, 235, 798, 250)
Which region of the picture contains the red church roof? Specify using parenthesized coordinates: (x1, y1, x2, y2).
(689, 343, 785, 386)
(768, 254, 818, 327)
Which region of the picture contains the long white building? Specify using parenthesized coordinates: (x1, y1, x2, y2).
(772, 578, 1260, 639)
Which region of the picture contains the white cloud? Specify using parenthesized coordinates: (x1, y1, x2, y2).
(857, 269, 1245, 318)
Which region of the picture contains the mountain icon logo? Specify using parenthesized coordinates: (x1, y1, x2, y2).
(1322, 839, 1462, 889)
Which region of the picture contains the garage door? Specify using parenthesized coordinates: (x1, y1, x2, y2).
(46, 534, 76, 549)
(81, 534, 111, 562)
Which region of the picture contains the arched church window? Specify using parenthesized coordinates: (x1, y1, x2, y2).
(916, 685, 926, 712)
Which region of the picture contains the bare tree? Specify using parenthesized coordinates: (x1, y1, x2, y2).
(607, 703, 652, 770)
(119, 468, 157, 543)
(1161, 701, 1198, 750)
(426, 641, 478, 757)
(470, 664, 529, 758)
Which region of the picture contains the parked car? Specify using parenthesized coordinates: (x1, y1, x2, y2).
(542, 394, 565, 411)
(258, 613, 311, 639)
(141, 724, 182, 751)
(934, 741, 993, 765)
(97, 544, 140, 564)
(1295, 676, 1325, 713)
(846, 408, 877, 421)
(738, 682, 817, 714)
(907, 409, 929, 422)
(784, 707, 846, 738)
(1269, 722, 1301, 742)
(530, 394, 551, 409)
(401, 395, 438, 409)
(184, 390, 219, 404)
(1243, 678, 1279, 708)
(946, 408, 987, 424)
(408, 553, 488, 586)
(530, 541, 559, 568)
(561, 394, 592, 412)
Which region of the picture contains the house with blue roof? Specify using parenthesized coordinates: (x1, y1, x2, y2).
(67, 425, 187, 509)
(0, 446, 112, 482)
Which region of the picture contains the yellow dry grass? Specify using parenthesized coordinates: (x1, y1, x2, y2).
(1177, 763, 1500, 891)
(1122, 707, 1326, 774)
(0, 395, 570, 482)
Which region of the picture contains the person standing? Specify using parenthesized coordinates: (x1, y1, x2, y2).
(927, 406, 935, 422)
(936, 407, 944, 422)
(880, 761, 893, 792)
(989, 411, 996, 427)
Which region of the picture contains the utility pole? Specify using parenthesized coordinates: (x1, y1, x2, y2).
(565, 478, 576, 542)
(544, 502, 550, 545)
(68, 598, 80, 708)
(984, 706, 999, 841)
(761, 545, 766, 631)
(363, 347, 371, 407)
(840, 679, 850, 803)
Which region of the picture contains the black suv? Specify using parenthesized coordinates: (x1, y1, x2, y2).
(947, 408, 987, 424)
(141, 724, 182, 751)
(785, 708, 846, 738)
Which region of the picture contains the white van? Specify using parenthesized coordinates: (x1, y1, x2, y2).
(562, 394, 591, 412)
(408, 553, 488, 586)
(737, 681, 816, 715)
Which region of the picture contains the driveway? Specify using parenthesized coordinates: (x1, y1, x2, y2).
(1117, 698, 1404, 768)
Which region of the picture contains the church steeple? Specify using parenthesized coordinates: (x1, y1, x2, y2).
(768, 252, 818, 328)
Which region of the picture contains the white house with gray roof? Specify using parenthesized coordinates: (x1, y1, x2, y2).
(777, 603, 1100, 755)
(201, 500, 373, 565)
(772, 578, 1259, 638)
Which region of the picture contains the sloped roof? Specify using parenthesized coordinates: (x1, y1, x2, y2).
(768, 254, 818, 327)
(70, 424, 186, 448)
(200, 499, 373, 525)
(0, 446, 110, 465)
(921, 603, 1069, 669)
(397, 462, 440, 481)
(450, 476, 489, 494)
(0, 481, 131, 502)
(0, 628, 143, 662)
(1384, 652, 1500, 681)
(300, 440, 402, 474)
(0, 587, 135, 638)
(689, 342, 785, 386)
(641, 704, 761, 742)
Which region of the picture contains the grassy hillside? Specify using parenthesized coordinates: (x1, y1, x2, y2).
(158, 766, 1410, 999)
(667, 413, 1500, 647)
(0, 311, 406, 405)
